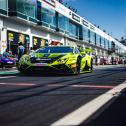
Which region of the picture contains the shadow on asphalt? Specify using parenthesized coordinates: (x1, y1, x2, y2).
(17, 70, 92, 77)
(18, 72, 78, 77)
(80, 90, 126, 126)
(103, 68, 126, 72)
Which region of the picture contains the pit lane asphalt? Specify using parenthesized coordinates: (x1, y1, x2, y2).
(0, 65, 126, 126)
(81, 91, 126, 126)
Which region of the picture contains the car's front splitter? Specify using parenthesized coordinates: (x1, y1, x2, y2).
(18, 64, 74, 74)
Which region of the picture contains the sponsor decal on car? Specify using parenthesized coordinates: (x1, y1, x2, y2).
(34, 63, 47, 66)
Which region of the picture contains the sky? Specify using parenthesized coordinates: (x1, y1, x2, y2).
(63, 0, 126, 39)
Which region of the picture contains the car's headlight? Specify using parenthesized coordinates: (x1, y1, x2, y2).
(57, 58, 68, 64)
(23, 56, 30, 62)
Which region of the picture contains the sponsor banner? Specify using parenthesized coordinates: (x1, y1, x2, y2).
(72, 13, 80, 22)
(7, 31, 29, 45)
(42, 0, 55, 7)
(33, 36, 48, 50)
(90, 25, 95, 31)
(55, 0, 70, 18)
(7, 30, 29, 55)
(82, 19, 89, 27)
(1, 29, 7, 54)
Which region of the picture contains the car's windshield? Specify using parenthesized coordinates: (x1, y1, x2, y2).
(35, 47, 73, 53)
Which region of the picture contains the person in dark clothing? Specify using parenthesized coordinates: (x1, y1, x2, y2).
(111, 57, 114, 65)
(95, 56, 98, 65)
(3, 49, 11, 58)
(18, 42, 25, 62)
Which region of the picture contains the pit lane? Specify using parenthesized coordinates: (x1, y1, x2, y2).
(0, 65, 126, 126)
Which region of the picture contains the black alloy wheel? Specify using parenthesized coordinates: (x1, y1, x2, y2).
(84, 60, 90, 71)
(73, 59, 81, 74)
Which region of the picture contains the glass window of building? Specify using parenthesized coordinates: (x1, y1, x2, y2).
(104, 39, 108, 49)
(41, 4, 56, 29)
(111, 41, 115, 51)
(69, 21, 79, 39)
(37, 1, 41, 22)
(83, 26, 89, 43)
(90, 30, 95, 44)
(76, 26, 80, 39)
(0, 0, 7, 15)
(58, 13, 69, 32)
(108, 41, 112, 50)
(69, 22, 76, 37)
(96, 34, 101, 46)
(115, 45, 118, 53)
(16, 0, 37, 19)
(101, 37, 105, 47)
(79, 26, 83, 40)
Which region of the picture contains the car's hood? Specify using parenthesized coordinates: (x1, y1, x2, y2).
(31, 53, 68, 59)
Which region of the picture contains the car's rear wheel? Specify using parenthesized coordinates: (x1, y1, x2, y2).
(90, 59, 93, 71)
(84, 61, 90, 71)
(73, 59, 81, 74)
(84, 60, 93, 72)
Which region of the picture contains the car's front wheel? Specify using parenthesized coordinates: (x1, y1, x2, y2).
(18, 65, 27, 74)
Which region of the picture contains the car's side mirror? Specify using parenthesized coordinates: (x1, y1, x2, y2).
(72, 50, 75, 54)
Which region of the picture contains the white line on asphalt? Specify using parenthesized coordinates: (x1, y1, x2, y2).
(0, 83, 36, 86)
(51, 82, 126, 126)
(47, 84, 114, 89)
(0, 70, 18, 73)
(0, 76, 16, 79)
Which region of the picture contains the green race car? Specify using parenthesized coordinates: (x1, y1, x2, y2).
(18, 46, 93, 74)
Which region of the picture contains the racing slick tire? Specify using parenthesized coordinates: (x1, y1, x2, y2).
(73, 58, 81, 75)
(84, 60, 90, 71)
(90, 59, 93, 71)
(18, 66, 28, 75)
